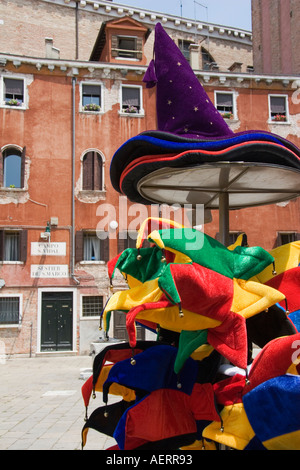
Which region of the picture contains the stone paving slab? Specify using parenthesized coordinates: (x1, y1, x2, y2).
(0, 355, 117, 450)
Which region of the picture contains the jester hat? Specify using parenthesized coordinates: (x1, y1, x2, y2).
(112, 385, 222, 450)
(250, 240, 300, 333)
(102, 345, 198, 449)
(246, 304, 297, 354)
(102, 345, 221, 450)
(81, 340, 160, 421)
(202, 334, 300, 450)
(103, 220, 285, 369)
(243, 333, 300, 394)
(81, 399, 135, 449)
(110, 23, 300, 204)
(243, 375, 300, 450)
(147, 227, 293, 361)
(102, 344, 199, 404)
(203, 374, 300, 450)
(113, 390, 198, 450)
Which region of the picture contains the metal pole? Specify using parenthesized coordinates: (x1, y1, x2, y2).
(219, 192, 229, 246)
(29, 322, 33, 358)
(71, 77, 76, 278)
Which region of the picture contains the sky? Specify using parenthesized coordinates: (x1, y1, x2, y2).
(113, 0, 252, 31)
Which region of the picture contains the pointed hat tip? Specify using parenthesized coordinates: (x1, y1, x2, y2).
(144, 23, 233, 139)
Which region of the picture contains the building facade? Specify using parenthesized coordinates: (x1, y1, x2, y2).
(252, 0, 300, 75)
(0, 0, 299, 357)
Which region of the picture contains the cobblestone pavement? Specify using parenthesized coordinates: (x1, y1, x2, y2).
(0, 355, 116, 450)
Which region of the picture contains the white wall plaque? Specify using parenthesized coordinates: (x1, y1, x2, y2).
(31, 242, 66, 256)
(31, 265, 69, 278)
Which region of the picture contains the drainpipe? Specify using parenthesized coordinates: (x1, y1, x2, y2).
(75, 1, 79, 60)
(71, 75, 79, 285)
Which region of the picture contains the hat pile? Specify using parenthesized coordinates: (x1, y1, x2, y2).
(81, 23, 300, 450)
(81, 217, 300, 450)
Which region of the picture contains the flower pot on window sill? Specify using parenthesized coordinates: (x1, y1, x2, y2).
(220, 112, 234, 120)
(5, 100, 22, 107)
(83, 104, 101, 112)
(123, 106, 138, 114)
(269, 118, 289, 125)
(272, 115, 287, 122)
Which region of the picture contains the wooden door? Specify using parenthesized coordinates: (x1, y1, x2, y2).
(113, 310, 145, 341)
(41, 292, 73, 351)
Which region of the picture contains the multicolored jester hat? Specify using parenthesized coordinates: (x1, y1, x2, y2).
(81, 217, 300, 450)
(81, 24, 300, 450)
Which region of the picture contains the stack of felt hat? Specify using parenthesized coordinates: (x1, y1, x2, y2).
(81, 217, 300, 450)
(203, 333, 300, 450)
(80, 23, 300, 450)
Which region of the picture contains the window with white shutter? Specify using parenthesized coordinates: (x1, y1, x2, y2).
(269, 95, 288, 122)
(4, 78, 24, 106)
(121, 85, 143, 115)
(215, 91, 235, 120)
(81, 83, 102, 112)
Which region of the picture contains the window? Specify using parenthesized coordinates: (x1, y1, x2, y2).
(81, 83, 102, 112)
(228, 232, 240, 245)
(118, 231, 137, 252)
(113, 310, 145, 341)
(82, 295, 104, 317)
(0, 230, 27, 262)
(82, 151, 103, 191)
(201, 47, 217, 70)
(0, 296, 21, 325)
(3, 77, 24, 106)
(3, 149, 21, 188)
(215, 91, 235, 120)
(118, 37, 136, 58)
(1, 147, 26, 189)
(277, 232, 299, 246)
(178, 40, 192, 63)
(75, 230, 109, 263)
(83, 233, 101, 261)
(4, 232, 20, 261)
(269, 95, 288, 122)
(112, 35, 143, 60)
(215, 231, 245, 246)
(121, 85, 143, 115)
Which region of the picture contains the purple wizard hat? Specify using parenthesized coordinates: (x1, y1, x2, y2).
(110, 23, 300, 205)
(143, 23, 234, 140)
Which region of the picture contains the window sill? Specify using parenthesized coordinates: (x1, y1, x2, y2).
(115, 57, 140, 62)
(79, 261, 106, 265)
(79, 190, 106, 195)
(1, 104, 26, 111)
(225, 118, 239, 123)
(0, 324, 21, 329)
(268, 120, 290, 125)
(77, 190, 106, 203)
(0, 188, 28, 205)
(0, 261, 24, 265)
(80, 109, 104, 115)
(119, 111, 145, 118)
(80, 316, 101, 321)
(0, 187, 26, 192)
